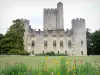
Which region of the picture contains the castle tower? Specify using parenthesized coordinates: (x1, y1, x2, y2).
(43, 8, 57, 30)
(57, 2, 64, 30)
(43, 2, 64, 31)
(21, 19, 30, 51)
(72, 18, 87, 56)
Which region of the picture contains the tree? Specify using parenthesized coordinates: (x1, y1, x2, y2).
(86, 28, 93, 55)
(0, 33, 3, 40)
(91, 30, 100, 55)
(0, 19, 25, 54)
(0, 33, 4, 54)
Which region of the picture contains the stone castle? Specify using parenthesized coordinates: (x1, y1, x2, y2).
(22, 2, 87, 56)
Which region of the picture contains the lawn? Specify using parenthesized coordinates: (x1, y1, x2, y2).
(0, 56, 100, 75)
(0, 55, 100, 69)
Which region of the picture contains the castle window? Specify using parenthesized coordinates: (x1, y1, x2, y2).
(43, 51, 44, 54)
(53, 40, 56, 47)
(65, 51, 67, 54)
(32, 41, 35, 47)
(81, 51, 83, 55)
(32, 50, 34, 54)
(58, 51, 59, 54)
(60, 41, 63, 47)
(68, 40, 71, 46)
(44, 41, 47, 47)
(81, 41, 83, 45)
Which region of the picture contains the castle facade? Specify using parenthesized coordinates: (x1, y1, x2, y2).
(22, 2, 87, 56)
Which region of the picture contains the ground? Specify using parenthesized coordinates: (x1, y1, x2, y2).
(0, 56, 100, 69)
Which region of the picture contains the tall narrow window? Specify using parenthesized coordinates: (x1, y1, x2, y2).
(81, 41, 83, 45)
(32, 41, 35, 47)
(68, 40, 71, 46)
(32, 50, 34, 54)
(43, 51, 44, 54)
(65, 51, 67, 54)
(58, 51, 59, 54)
(60, 41, 63, 47)
(53, 40, 56, 47)
(44, 41, 47, 47)
(81, 51, 83, 55)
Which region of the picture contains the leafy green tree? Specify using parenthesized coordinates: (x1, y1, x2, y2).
(0, 33, 4, 54)
(0, 33, 3, 40)
(86, 28, 93, 55)
(91, 30, 100, 55)
(0, 19, 25, 54)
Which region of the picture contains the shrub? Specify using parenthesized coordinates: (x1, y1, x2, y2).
(20, 51, 30, 55)
(35, 51, 68, 56)
(8, 49, 20, 55)
(8, 49, 30, 55)
(55, 53, 68, 56)
(50, 51, 55, 56)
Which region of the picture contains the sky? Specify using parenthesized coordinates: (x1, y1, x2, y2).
(0, 0, 100, 34)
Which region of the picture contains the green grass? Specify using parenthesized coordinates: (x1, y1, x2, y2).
(0, 56, 100, 69)
(0, 56, 100, 75)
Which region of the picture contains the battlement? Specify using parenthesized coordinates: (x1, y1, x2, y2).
(21, 19, 29, 21)
(21, 19, 29, 23)
(44, 8, 57, 13)
(72, 18, 85, 23)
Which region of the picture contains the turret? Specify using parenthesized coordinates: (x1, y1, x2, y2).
(21, 19, 30, 51)
(57, 2, 64, 30)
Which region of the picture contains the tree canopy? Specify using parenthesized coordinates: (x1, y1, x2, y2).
(91, 30, 100, 55)
(0, 19, 25, 54)
(86, 29, 100, 55)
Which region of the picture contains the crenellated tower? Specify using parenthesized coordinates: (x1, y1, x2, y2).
(44, 8, 57, 30)
(43, 2, 64, 31)
(72, 18, 87, 56)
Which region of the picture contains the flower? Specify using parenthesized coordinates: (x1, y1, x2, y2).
(52, 59, 56, 63)
(74, 60, 76, 64)
(73, 66, 76, 70)
(56, 61, 59, 64)
(66, 60, 70, 66)
(45, 56, 48, 60)
(68, 68, 70, 72)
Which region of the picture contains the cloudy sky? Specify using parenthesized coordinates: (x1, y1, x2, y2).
(0, 0, 100, 34)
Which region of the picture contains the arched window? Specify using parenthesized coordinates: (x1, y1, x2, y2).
(53, 40, 56, 47)
(60, 41, 63, 47)
(44, 41, 47, 47)
(32, 41, 35, 47)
